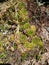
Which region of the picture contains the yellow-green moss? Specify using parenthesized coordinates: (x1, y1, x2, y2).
(32, 36, 43, 47)
(20, 23, 30, 31)
(20, 34, 27, 43)
(18, 2, 25, 9)
(24, 41, 36, 50)
(26, 29, 35, 36)
(0, 52, 7, 59)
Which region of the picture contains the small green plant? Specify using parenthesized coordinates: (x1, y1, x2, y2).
(0, 52, 7, 59)
(24, 36, 43, 50)
(18, 8, 28, 20)
(18, 2, 25, 9)
(24, 41, 36, 50)
(13, 43, 17, 49)
(20, 34, 27, 43)
(34, 54, 42, 61)
(21, 52, 29, 61)
(26, 29, 35, 36)
(17, 1, 28, 21)
(0, 41, 4, 47)
(0, 24, 5, 31)
(32, 36, 43, 47)
(23, 23, 30, 29)
(19, 18, 29, 25)
(0, 41, 5, 52)
(31, 25, 36, 32)
(20, 23, 30, 31)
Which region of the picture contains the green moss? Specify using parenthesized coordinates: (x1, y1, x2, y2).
(31, 25, 36, 32)
(26, 29, 35, 36)
(0, 52, 7, 59)
(18, 2, 25, 9)
(0, 41, 4, 47)
(16, 1, 28, 23)
(18, 8, 28, 20)
(4, 24, 11, 30)
(38, 55, 41, 61)
(24, 36, 43, 50)
(21, 52, 29, 61)
(24, 23, 30, 29)
(20, 23, 30, 31)
(16, 11, 22, 21)
(34, 54, 41, 61)
(19, 18, 29, 25)
(24, 41, 36, 50)
(20, 34, 27, 43)
(0, 41, 5, 52)
(0, 23, 11, 31)
(17, 2, 28, 21)
(32, 36, 43, 47)
(0, 33, 3, 40)
(20, 8, 27, 15)
(0, 24, 5, 31)
(13, 43, 17, 49)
